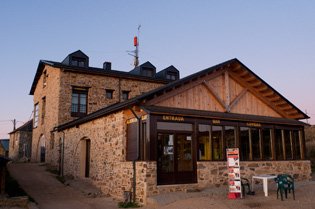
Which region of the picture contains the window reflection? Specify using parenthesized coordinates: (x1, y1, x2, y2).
(240, 127, 250, 161)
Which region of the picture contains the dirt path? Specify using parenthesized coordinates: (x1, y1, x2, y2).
(7, 163, 118, 209)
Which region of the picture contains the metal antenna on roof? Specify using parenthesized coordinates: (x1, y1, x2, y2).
(127, 25, 141, 67)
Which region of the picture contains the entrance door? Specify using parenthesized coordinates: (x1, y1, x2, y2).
(85, 139, 91, 177)
(157, 133, 196, 185)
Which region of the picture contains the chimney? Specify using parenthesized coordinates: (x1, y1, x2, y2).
(103, 62, 111, 70)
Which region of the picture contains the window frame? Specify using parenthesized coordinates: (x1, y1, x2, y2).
(122, 90, 130, 101)
(105, 89, 114, 99)
(71, 87, 88, 117)
(41, 97, 46, 125)
(34, 103, 39, 128)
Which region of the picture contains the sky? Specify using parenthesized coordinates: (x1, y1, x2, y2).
(0, 0, 314, 138)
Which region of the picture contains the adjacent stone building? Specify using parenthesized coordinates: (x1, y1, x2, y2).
(30, 52, 311, 204)
(29, 50, 179, 166)
(0, 140, 9, 157)
(9, 120, 32, 161)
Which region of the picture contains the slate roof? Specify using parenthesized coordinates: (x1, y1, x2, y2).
(9, 120, 33, 134)
(0, 139, 9, 151)
(30, 60, 171, 95)
(57, 58, 309, 131)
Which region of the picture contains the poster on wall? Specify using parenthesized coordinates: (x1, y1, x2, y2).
(226, 148, 242, 196)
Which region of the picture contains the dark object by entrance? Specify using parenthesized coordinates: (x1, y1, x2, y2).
(85, 139, 91, 178)
(241, 178, 255, 197)
(40, 146, 45, 162)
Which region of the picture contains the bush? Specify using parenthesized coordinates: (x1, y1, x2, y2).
(118, 201, 140, 208)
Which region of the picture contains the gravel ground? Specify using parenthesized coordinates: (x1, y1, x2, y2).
(7, 163, 315, 209)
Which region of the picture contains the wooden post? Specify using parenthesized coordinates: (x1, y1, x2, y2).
(225, 71, 230, 112)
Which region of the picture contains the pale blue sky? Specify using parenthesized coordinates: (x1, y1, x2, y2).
(1, 0, 314, 138)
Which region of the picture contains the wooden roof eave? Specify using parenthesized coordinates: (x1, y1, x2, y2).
(228, 63, 309, 120)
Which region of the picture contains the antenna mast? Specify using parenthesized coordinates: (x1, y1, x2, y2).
(128, 25, 141, 67)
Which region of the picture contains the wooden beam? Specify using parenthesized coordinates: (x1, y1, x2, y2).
(202, 81, 227, 111)
(245, 76, 256, 82)
(146, 69, 225, 105)
(256, 85, 268, 92)
(263, 91, 275, 97)
(228, 88, 248, 111)
(225, 71, 230, 109)
(249, 80, 262, 87)
(274, 100, 287, 106)
(229, 71, 290, 118)
(239, 70, 249, 77)
(281, 106, 294, 111)
(269, 96, 281, 102)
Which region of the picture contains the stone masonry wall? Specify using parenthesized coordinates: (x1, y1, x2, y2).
(32, 65, 165, 165)
(32, 65, 61, 163)
(58, 71, 163, 125)
(9, 132, 19, 160)
(144, 160, 311, 202)
(56, 110, 140, 200)
(197, 161, 311, 188)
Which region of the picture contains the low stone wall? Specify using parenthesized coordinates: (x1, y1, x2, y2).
(144, 160, 311, 203)
(0, 196, 28, 208)
(197, 160, 312, 189)
(81, 160, 311, 205)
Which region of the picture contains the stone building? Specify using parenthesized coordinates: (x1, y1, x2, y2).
(49, 58, 311, 204)
(29, 50, 179, 166)
(0, 139, 9, 157)
(9, 120, 32, 161)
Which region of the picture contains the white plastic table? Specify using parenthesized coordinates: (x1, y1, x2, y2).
(251, 174, 277, 197)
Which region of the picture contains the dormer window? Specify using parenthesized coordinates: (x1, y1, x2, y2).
(141, 67, 154, 77)
(166, 72, 177, 80)
(71, 57, 86, 67)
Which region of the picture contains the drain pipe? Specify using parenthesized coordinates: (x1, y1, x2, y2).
(60, 131, 65, 177)
(128, 107, 141, 203)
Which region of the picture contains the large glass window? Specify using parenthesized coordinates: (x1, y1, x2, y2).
(71, 88, 88, 117)
(251, 128, 261, 160)
(198, 125, 210, 160)
(240, 127, 250, 161)
(212, 126, 223, 160)
(225, 126, 235, 149)
(262, 129, 272, 160)
(275, 129, 284, 160)
(284, 130, 293, 160)
(292, 130, 301, 160)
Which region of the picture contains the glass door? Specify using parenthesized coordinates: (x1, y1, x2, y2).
(157, 133, 196, 185)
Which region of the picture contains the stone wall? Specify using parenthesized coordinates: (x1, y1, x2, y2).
(9, 132, 19, 160)
(143, 160, 311, 203)
(197, 161, 311, 188)
(54, 107, 311, 205)
(32, 65, 61, 163)
(31, 64, 165, 165)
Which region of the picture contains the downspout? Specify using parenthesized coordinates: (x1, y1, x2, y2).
(128, 107, 141, 203)
(52, 127, 65, 177)
(60, 131, 65, 177)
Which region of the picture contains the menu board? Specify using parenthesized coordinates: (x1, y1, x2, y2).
(226, 148, 241, 194)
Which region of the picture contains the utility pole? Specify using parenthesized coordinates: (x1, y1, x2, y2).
(12, 119, 16, 131)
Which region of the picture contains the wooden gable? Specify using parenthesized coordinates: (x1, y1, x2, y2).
(145, 59, 306, 119)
